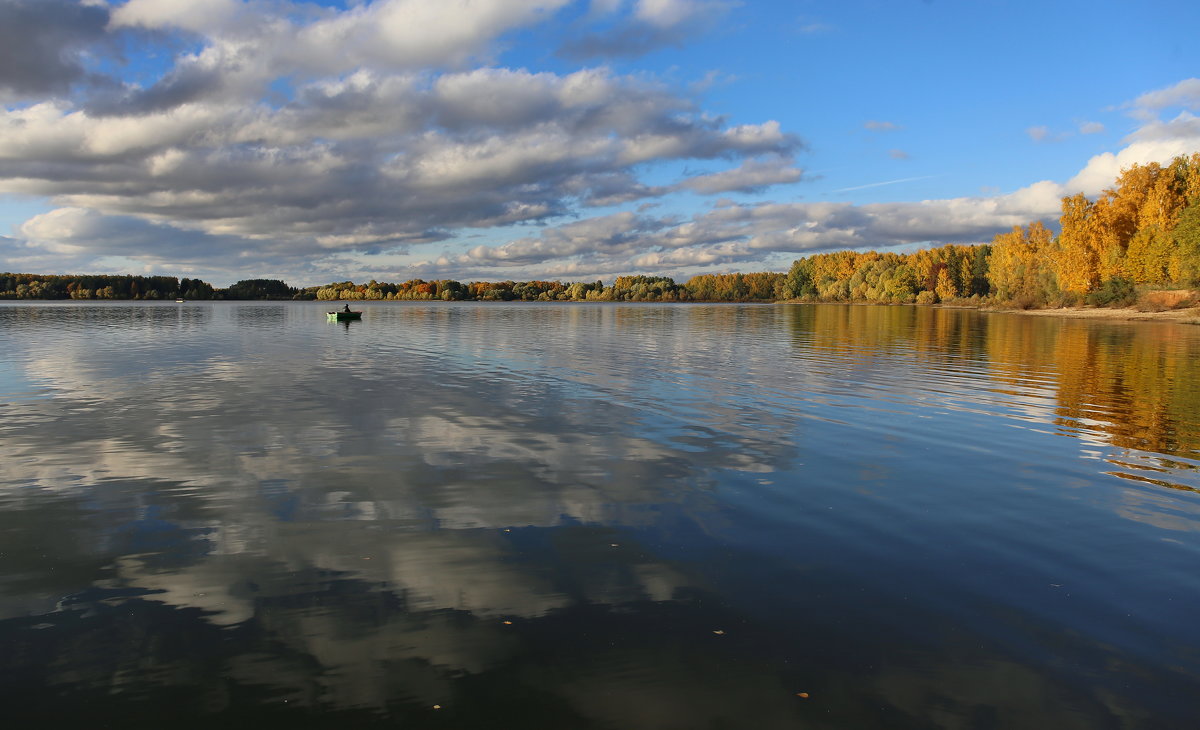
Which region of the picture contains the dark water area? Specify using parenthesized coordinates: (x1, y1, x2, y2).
(1, 301, 1199, 729)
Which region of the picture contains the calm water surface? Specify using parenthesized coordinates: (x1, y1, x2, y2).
(2, 301, 1199, 728)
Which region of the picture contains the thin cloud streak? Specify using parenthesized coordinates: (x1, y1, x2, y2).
(832, 175, 939, 193)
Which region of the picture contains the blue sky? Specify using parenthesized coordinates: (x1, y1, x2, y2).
(1, 0, 1198, 286)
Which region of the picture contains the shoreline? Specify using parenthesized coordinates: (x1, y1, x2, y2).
(4, 297, 1200, 324)
(968, 304, 1200, 325)
(778, 299, 1200, 325)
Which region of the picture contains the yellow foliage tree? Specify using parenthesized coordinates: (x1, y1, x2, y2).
(935, 267, 957, 301)
(1053, 193, 1099, 293)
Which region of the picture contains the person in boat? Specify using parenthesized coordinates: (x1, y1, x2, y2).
(342, 303, 352, 313)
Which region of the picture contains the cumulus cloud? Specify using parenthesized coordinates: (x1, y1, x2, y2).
(1131, 77, 1200, 112)
(14, 206, 319, 275)
(412, 180, 1069, 280)
(414, 89, 1200, 283)
(110, 0, 245, 35)
(0, 233, 24, 259)
(451, 210, 672, 267)
(5, 4, 1199, 287)
(0, 0, 112, 100)
(1065, 112, 1200, 195)
(1, 62, 797, 275)
(296, 0, 573, 70)
(677, 156, 803, 195)
(110, 0, 573, 73)
(84, 0, 580, 119)
(578, 172, 669, 207)
(1051, 83, 1200, 195)
(427, 76, 1192, 283)
(1079, 121, 1105, 135)
(559, 0, 734, 59)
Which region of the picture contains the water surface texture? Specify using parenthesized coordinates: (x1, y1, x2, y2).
(2, 301, 1199, 728)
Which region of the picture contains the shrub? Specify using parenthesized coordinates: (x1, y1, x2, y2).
(1046, 290, 1081, 308)
(1010, 293, 1040, 310)
(1085, 277, 1137, 308)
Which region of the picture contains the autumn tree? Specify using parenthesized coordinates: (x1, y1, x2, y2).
(1174, 201, 1200, 286)
(1052, 193, 1100, 293)
(987, 222, 1056, 302)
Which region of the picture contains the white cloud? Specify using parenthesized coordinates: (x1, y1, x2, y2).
(1026, 125, 1050, 142)
(110, 0, 244, 34)
(414, 94, 1200, 282)
(1065, 113, 1200, 195)
(19, 77, 1200, 284)
(0, 61, 797, 270)
(309, 0, 571, 70)
(559, 0, 733, 58)
(1127, 110, 1200, 143)
(111, 0, 573, 74)
(1132, 77, 1200, 112)
(678, 156, 803, 195)
(5, 5, 1200, 288)
(1060, 88, 1200, 196)
(413, 179, 1068, 280)
(634, 0, 696, 27)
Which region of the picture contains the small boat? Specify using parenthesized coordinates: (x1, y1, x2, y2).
(175, 298, 186, 303)
(327, 310, 362, 321)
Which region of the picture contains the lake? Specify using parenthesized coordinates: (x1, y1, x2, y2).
(1, 301, 1199, 728)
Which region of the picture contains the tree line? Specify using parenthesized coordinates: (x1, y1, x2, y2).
(4, 154, 1198, 307)
(0, 271, 788, 302)
(782, 153, 1200, 307)
(0, 274, 216, 300)
(308, 272, 786, 302)
(0, 276, 305, 301)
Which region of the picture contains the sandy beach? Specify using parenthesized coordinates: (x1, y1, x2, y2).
(983, 305, 1200, 324)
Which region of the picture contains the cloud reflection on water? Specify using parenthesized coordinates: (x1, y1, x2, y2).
(1, 302, 1199, 726)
